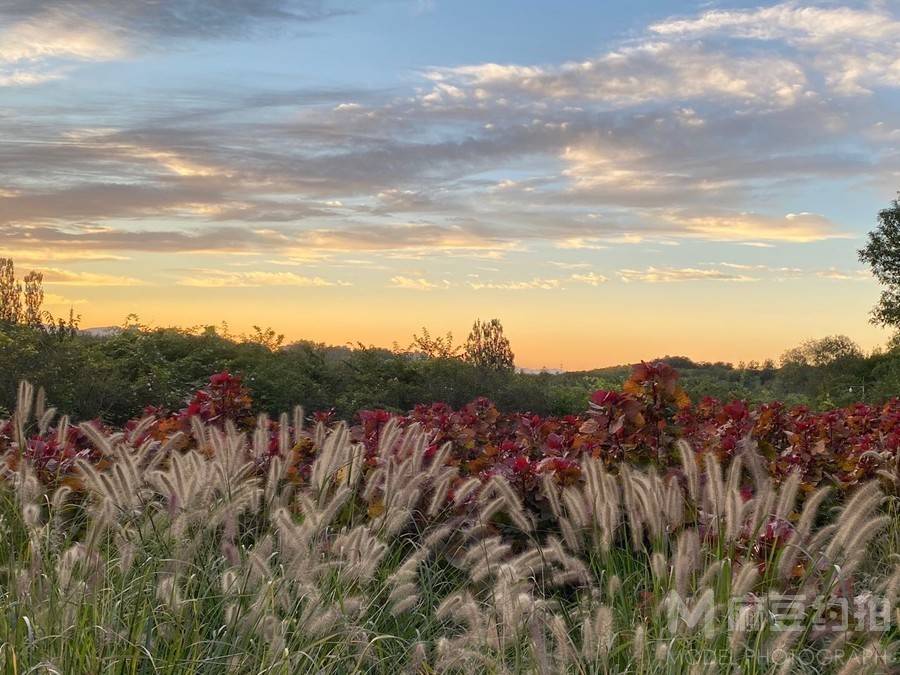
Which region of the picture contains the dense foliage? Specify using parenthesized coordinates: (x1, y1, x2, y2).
(1, 373, 898, 673)
(860, 196, 900, 327)
(8, 362, 899, 500)
(0, 319, 894, 427)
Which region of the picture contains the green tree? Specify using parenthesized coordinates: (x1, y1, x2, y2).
(23, 270, 44, 328)
(409, 327, 461, 359)
(464, 318, 514, 372)
(859, 195, 900, 326)
(0, 258, 21, 324)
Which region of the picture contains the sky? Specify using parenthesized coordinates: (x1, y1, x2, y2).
(1, 0, 898, 370)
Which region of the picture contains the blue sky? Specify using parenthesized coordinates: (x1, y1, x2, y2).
(1, 0, 898, 367)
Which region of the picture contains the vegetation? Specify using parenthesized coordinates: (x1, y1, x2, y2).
(861, 196, 900, 327)
(1, 371, 898, 673)
(464, 318, 515, 373)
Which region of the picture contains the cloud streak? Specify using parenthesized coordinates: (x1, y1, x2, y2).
(0, 0, 896, 297)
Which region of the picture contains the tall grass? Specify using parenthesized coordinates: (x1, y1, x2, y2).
(0, 384, 898, 673)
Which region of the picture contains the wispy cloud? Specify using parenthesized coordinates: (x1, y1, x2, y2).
(176, 270, 352, 288)
(468, 277, 563, 291)
(0, 0, 896, 299)
(41, 268, 144, 286)
(389, 276, 452, 290)
(618, 266, 758, 283)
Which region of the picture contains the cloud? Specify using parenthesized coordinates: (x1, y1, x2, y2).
(649, 2, 900, 95)
(428, 41, 808, 107)
(816, 267, 871, 280)
(42, 292, 87, 306)
(0, 11, 126, 86)
(0, 0, 895, 285)
(389, 276, 451, 290)
(548, 261, 593, 270)
(468, 277, 563, 291)
(0, 1, 349, 41)
(649, 3, 898, 44)
(570, 272, 607, 286)
(618, 266, 758, 283)
(0, 1, 351, 87)
(176, 269, 351, 288)
(40, 268, 144, 286)
(663, 211, 848, 243)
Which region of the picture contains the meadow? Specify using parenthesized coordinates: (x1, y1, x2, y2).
(1, 363, 898, 673)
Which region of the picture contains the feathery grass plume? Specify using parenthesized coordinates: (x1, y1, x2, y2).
(453, 476, 481, 507)
(880, 564, 900, 610)
(558, 515, 582, 552)
(673, 530, 699, 598)
(664, 586, 715, 638)
(677, 439, 700, 503)
(333, 525, 388, 584)
(311, 422, 353, 493)
(775, 471, 801, 521)
(37, 404, 56, 438)
(777, 484, 831, 580)
(724, 485, 744, 543)
(825, 482, 884, 563)
(541, 473, 563, 520)
(277, 411, 290, 455)
(738, 436, 767, 483)
(696, 559, 722, 590)
(13, 380, 34, 450)
(485, 474, 532, 532)
(632, 470, 664, 543)
(78, 421, 115, 458)
(748, 478, 776, 537)
(726, 454, 743, 497)
(34, 386, 46, 422)
(654, 641, 669, 662)
(774, 654, 795, 675)
(835, 641, 892, 675)
(478, 496, 507, 524)
(651, 551, 669, 585)
(252, 413, 269, 458)
(56, 543, 87, 591)
(264, 455, 284, 504)
(54, 414, 70, 447)
(731, 563, 758, 599)
(157, 574, 184, 614)
(607, 574, 621, 597)
(729, 603, 758, 657)
(627, 623, 645, 668)
(126, 415, 155, 446)
(291, 405, 304, 444)
(561, 486, 589, 529)
(840, 515, 891, 579)
(619, 465, 645, 551)
(544, 613, 576, 671)
(427, 441, 452, 478)
(190, 415, 208, 454)
(115, 529, 138, 574)
(703, 453, 724, 521)
(378, 416, 401, 460)
(664, 475, 685, 530)
(542, 535, 590, 586)
(427, 471, 455, 517)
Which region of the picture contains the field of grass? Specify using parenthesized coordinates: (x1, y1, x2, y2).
(1, 374, 899, 674)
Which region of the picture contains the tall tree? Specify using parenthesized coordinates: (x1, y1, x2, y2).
(859, 196, 900, 326)
(464, 318, 514, 372)
(23, 271, 44, 328)
(0, 258, 21, 324)
(409, 327, 461, 359)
